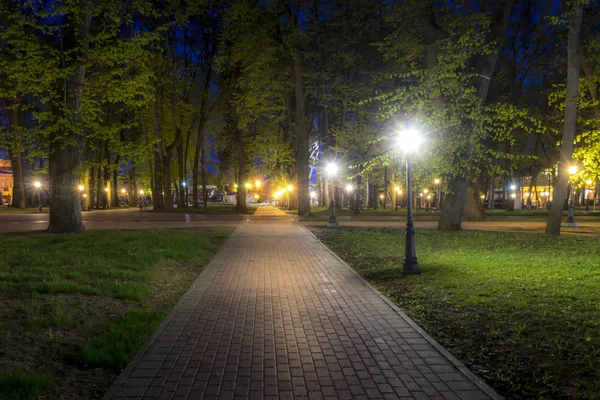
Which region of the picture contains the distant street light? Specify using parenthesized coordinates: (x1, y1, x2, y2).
(325, 162, 340, 228)
(78, 185, 84, 191)
(121, 189, 126, 193)
(397, 128, 422, 274)
(139, 189, 144, 195)
(34, 181, 42, 212)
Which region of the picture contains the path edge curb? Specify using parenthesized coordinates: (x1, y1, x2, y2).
(300, 225, 503, 400)
(102, 225, 241, 400)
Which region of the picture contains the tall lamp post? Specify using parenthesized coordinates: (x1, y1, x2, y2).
(567, 166, 577, 224)
(34, 181, 42, 212)
(326, 163, 340, 228)
(398, 129, 422, 274)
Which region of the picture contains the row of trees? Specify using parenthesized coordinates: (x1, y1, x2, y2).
(0, 0, 598, 235)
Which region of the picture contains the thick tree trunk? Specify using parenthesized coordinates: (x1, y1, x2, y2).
(383, 166, 388, 209)
(354, 169, 362, 214)
(127, 162, 135, 206)
(292, 48, 311, 217)
(9, 103, 26, 208)
(151, 99, 165, 209)
(439, 0, 513, 231)
(111, 155, 119, 206)
(546, 4, 583, 236)
(177, 141, 185, 208)
(164, 155, 173, 210)
(192, 125, 201, 207)
(438, 176, 469, 231)
(234, 127, 247, 214)
(48, 0, 93, 233)
(201, 131, 207, 208)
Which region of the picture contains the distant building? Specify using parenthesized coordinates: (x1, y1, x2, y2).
(0, 160, 13, 205)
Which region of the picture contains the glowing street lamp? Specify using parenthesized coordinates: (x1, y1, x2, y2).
(121, 189, 126, 194)
(397, 128, 422, 274)
(139, 189, 144, 195)
(78, 185, 84, 191)
(34, 181, 42, 211)
(325, 162, 340, 228)
(345, 184, 354, 193)
(287, 185, 293, 192)
(245, 182, 251, 190)
(325, 163, 339, 177)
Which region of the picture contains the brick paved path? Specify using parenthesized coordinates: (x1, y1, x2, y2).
(104, 207, 500, 400)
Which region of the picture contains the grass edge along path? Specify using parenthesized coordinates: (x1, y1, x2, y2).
(311, 227, 600, 400)
(0, 228, 232, 400)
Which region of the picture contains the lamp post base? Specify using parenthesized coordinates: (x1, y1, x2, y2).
(403, 226, 420, 274)
(403, 260, 420, 274)
(327, 200, 340, 228)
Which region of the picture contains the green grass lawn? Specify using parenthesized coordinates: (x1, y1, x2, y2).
(311, 227, 600, 400)
(0, 228, 231, 400)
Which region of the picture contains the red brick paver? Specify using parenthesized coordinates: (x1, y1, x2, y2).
(103, 207, 501, 400)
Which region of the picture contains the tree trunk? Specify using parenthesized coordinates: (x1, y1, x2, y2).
(201, 130, 207, 208)
(439, 0, 513, 231)
(9, 102, 26, 208)
(177, 141, 185, 208)
(354, 169, 362, 214)
(546, 3, 583, 236)
(111, 155, 119, 206)
(192, 123, 201, 207)
(383, 166, 388, 209)
(164, 155, 173, 210)
(151, 98, 165, 209)
(234, 127, 248, 214)
(127, 162, 135, 206)
(292, 48, 311, 217)
(48, 0, 93, 232)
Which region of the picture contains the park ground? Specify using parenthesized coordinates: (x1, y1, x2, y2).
(0, 228, 232, 399)
(312, 227, 600, 400)
(0, 206, 599, 399)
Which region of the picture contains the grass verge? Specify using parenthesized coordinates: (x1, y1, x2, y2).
(0, 371, 50, 400)
(311, 227, 600, 400)
(0, 228, 232, 399)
